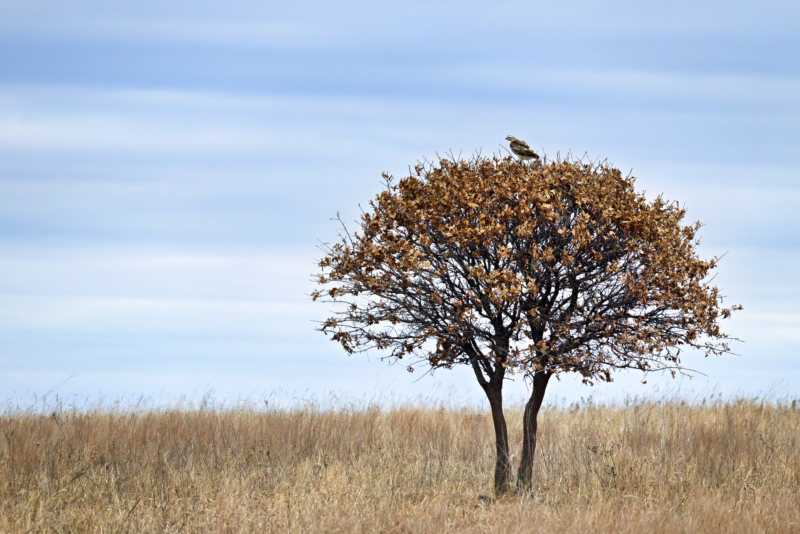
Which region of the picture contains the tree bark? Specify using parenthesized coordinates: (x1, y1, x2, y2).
(484, 387, 512, 495)
(516, 371, 552, 492)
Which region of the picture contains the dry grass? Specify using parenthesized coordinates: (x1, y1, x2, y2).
(1, 396, 799, 533)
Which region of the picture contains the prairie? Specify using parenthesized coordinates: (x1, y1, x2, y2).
(1, 397, 799, 533)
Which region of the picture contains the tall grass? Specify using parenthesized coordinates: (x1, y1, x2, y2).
(1, 397, 799, 532)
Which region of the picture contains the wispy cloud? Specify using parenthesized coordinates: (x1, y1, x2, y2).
(0, 0, 798, 401)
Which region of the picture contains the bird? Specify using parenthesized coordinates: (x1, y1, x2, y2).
(505, 135, 540, 162)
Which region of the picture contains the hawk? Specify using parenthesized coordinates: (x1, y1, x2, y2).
(505, 135, 540, 161)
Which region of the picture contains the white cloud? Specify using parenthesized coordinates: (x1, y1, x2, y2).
(0, 0, 798, 402)
(0, 78, 796, 163)
(0, 295, 312, 334)
(0, 249, 322, 333)
(1, 0, 797, 46)
(0, 249, 317, 296)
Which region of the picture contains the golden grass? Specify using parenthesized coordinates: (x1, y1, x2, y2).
(1, 397, 799, 533)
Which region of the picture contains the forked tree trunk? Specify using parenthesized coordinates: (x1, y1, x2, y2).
(484, 388, 513, 495)
(516, 371, 552, 492)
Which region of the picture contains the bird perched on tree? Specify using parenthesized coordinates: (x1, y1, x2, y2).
(505, 135, 540, 161)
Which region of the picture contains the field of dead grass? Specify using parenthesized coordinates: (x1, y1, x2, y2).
(1, 396, 799, 533)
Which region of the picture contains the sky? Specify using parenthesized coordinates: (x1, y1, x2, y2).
(1, 0, 799, 407)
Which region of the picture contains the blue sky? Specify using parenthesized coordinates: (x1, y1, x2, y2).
(1, 0, 799, 405)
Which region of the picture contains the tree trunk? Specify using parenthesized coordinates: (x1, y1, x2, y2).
(484, 388, 512, 495)
(516, 371, 552, 492)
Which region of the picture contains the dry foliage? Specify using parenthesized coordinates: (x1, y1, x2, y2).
(1, 398, 799, 533)
(313, 155, 739, 379)
(313, 154, 740, 492)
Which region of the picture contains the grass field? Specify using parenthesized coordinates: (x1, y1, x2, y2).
(1, 396, 799, 533)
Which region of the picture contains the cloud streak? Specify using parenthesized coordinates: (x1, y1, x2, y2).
(0, 0, 798, 402)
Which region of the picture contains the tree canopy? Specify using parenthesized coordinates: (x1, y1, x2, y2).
(313, 154, 740, 493)
(314, 155, 737, 381)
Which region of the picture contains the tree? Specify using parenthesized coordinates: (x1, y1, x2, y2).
(312, 154, 740, 494)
